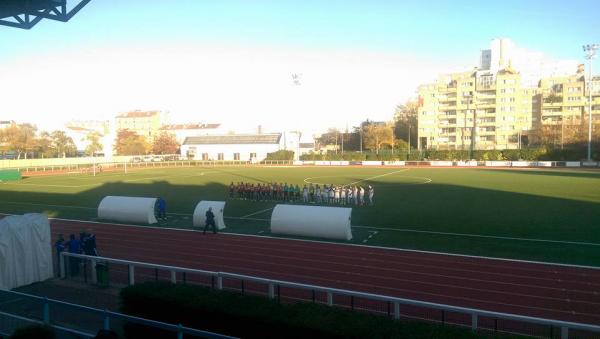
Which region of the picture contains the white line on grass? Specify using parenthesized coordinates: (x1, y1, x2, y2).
(346, 169, 409, 186)
(303, 169, 418, 186)
(352, 225, 600, 247)
(0, 201, 97, 210)
(225, 216, 270, 222)
(362, 230, 378, 244)
(240, 207, 274, 218)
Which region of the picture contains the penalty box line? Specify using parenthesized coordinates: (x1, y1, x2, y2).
(352, 225, 600, 247)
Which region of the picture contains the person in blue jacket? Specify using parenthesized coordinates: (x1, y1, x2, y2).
(54, 234, 65, 275)
(64, 234, 81, 275)
(156, 197, 167, 220)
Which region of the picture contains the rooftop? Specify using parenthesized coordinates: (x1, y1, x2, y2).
(160, 123, 220, 130)
(116, 110, 160, 118)
(183, 134, 281, 145)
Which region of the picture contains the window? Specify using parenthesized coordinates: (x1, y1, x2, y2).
(201, 153, 209, 161)
(250, 153, 257, 159)
(233, 153, 240, 160)
(218, 153, 224, 160)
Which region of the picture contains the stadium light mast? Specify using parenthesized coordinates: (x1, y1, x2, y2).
(584, 44, 599, 161)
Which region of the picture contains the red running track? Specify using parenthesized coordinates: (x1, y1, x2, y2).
(50, 219, 600, 329)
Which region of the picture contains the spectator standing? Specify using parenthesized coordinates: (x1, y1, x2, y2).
(54, 234, 65, 274)
(64, 234, 81, 275)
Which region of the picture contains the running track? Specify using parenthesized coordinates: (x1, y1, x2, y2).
(48, 218, 600, 332)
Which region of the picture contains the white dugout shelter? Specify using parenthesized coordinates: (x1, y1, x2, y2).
(98, 196, 158, 224)
(0, 213, 53, 290)
(271, 205, 352, 240)
(193, 201, 226, 230)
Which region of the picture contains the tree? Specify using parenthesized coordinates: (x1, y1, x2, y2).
(115, 129, 149, 155)
(50, 131, 77, 157)
(35, 131, 53, 158)
(0, 123, 38, 159)
(362, 123, 394, 153)
(316, 128, 341, 147)
(266, 150, 294, 160)
(151, 132, 179, 155)
(393, 101, 418, 149)
(85, 132, 104, 156)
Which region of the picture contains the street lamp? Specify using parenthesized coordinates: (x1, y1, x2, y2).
(583, 44, 599, 161)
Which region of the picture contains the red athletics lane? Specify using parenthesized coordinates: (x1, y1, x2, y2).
(50, 219, 600, 327)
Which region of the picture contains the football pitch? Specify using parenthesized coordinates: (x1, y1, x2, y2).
(1, 165, 600, 266)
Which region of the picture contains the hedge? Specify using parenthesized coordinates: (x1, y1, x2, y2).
(300, 147, 596, 162)
(120, 282, 522, 339)
(9, 325, 55, 339)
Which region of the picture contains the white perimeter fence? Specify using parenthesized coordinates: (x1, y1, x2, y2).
(60, 252, 600, 339)
(2, 158, 600, 175)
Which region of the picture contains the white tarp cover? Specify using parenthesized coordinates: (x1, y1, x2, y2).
(271, 205, 352, 240)
(0, 214, 52, 290)
(193, 201, 226, 230)
(98, 196, 158, 224)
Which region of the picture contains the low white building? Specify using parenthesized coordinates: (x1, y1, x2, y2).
(181, 134, 282, 161)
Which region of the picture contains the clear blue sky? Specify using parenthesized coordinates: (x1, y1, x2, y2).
(1, 0, 599, 63)
(1, 0, 599, 133)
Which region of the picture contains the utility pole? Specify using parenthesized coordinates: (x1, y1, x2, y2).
(359, 126, 363, 153)
(584, 44, 599, 161)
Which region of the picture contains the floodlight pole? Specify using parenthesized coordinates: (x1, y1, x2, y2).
(584, 44, 599, 161)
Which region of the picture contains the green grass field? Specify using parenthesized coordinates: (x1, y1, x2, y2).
(1, 165, 599, 266)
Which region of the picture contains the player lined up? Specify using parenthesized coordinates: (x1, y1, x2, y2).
(229, 182, 374, 206)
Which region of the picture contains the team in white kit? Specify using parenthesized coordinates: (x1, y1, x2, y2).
(302, 183, 374, 206)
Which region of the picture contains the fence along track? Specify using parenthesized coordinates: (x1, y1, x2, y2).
(60, 252, 600, 339)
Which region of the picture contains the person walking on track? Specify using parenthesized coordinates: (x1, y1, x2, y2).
(203, 207, 217, 234)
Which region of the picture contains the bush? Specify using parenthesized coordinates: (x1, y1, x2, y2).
(120, 282, 501, 339)
(265, 150, 294, 161)
(9, 325, 55, 339)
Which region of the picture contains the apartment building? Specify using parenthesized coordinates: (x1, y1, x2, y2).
(416, 39, 600, 151)
(418, 66, 536, 150)
(115, 110, 168, 141)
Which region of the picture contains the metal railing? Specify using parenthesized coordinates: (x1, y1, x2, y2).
(60, 252, 600, 339)
(0, 288, 237, 339)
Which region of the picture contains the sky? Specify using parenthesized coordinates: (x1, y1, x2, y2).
(0, 0, 599, 137)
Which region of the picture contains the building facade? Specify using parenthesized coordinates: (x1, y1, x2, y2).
(417, 39, 598, 151)
(418, 67, 536, 150)
(115, 110, 167, 141)
(180, 134, 282, 161)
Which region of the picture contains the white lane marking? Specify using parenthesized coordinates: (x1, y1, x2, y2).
(352, 225, 600, 247)
(3, 212, 596, 270)
(240, 207, 274, 218)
